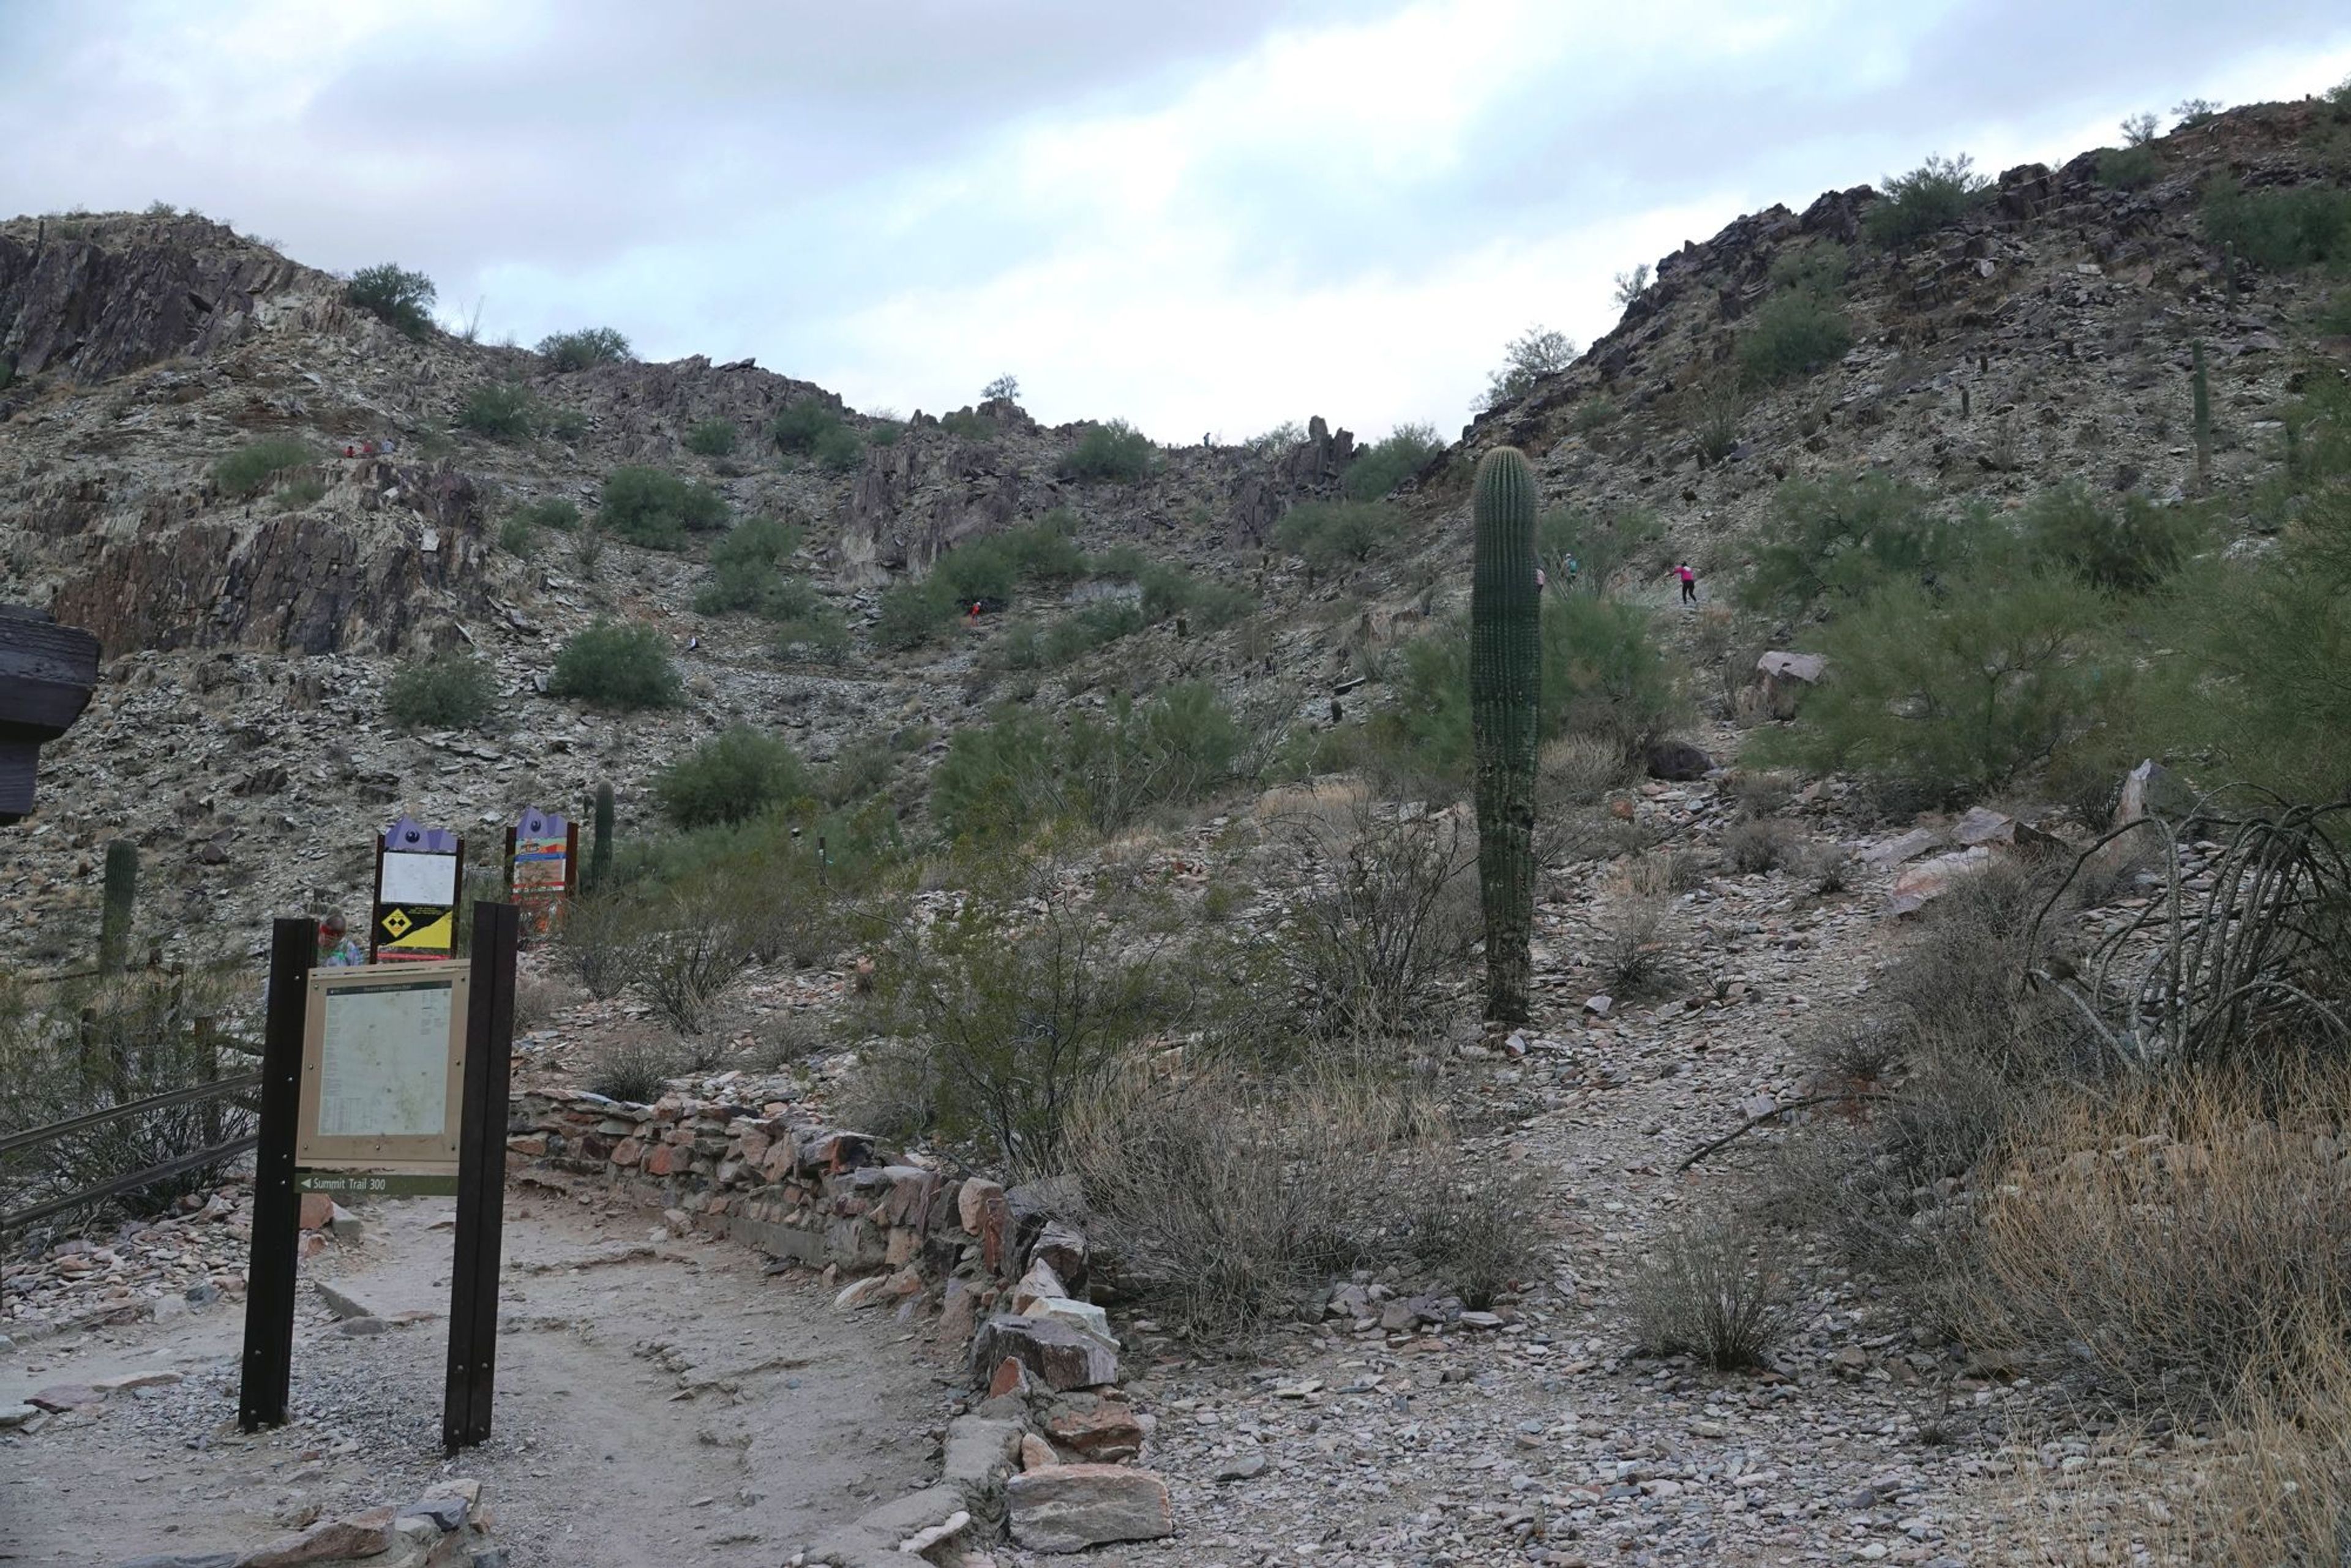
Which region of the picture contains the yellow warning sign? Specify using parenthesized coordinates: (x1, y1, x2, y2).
(375, 904, 454, 960)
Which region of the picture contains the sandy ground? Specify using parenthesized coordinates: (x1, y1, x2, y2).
(1, 1182, 950, 1567)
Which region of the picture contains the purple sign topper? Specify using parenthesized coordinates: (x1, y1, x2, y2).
(514, 807, 569, 839)
(383, 816, 460, 854)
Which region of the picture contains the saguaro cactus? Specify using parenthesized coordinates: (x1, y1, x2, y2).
(1471, 446, 1541, 1022)
(590, 782, 615, 891)
(99, 838, 137, 972)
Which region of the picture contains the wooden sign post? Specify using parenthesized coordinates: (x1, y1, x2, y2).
(371, 817, 463, 963)
(504, 806, 577, 945)
(238, 902, 517, 1449)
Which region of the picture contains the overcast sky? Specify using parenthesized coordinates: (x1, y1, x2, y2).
(5, 2, 2350, 442)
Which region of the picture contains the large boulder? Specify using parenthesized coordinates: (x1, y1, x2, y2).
(969, 1314, 1117, 1392)
(1643, 739, 1713, 781)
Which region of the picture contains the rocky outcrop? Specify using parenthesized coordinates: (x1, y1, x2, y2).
(0, 214, 312, 383)
(51, 459, 490, 657)
(842, 430, 1043, 579)
(1225, 414, 1355, 547)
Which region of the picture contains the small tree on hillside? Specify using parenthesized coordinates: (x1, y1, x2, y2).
(347, 264, 435, 340)
(1479, 326, 1577, 413)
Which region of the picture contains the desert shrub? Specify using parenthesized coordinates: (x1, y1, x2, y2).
(873, 578, 953, 651)
(774, 607, 850, 663)
(1273, 793, 1479, 1045)
(1539, 506, 1664, 596)
(345, 263, 435, 339)
(1000, 514, 1088, 584)
(1738, 291, 1853, 386)
(274, 475, 326, 511)
(1400, 1157, 1545, 1310)
(1041, 601, 1146, 664)
(1626, 1210, 1794, 1368)
(1059, 419, 1155, 482)
(538, 326, 632, 370)
(1275, 500, 1395, 571)
(2096, 145, 2160, 190)
(683, 418, 738, 457)
(654, 726, 809, 829)
(1723, 818, 1805, 874)
(1767, 241, 1850, 298)
(930, 684, 1250, 844)
(1977, 1067, 2351, 1408)
(638, 883, 755, 1040)
(2019, 482, 2201, 592)
(821, 737, 900, 808)
(1064, 1063, 1435, 1333)
(940, 408, 997, 441)
(557, 894, 640, 999)
(211, 436, 314, 498)
(384, 650, 497, 730)
(1139, 563, 1251, 629)
(1343, 422, 1445, 499)
(458, 381, 535, 440)
(546, 407, 590, 441)
(1749, 570, 2119, 806)
(1861, 153, 1990, 249)
(869, 860, 1200, 1167)
(511, 496, 580, 533)
(768, 399, 841, 454)
(812, 424, 863, 472)
(547, 621, 681, 710)
(1539, 733, 1630, 808)
(693, 516, 808, 617)
(599, 465, 727, 548)
(586, 1036, 678, 1103)
(868, 419, 902, 448)
(1592, 866, 1682, 999)
(1374, 596, 1681, 783)
(2201, 174, 2351, 270)
(1737, 470, 1959, 615)
(2315, 291, 2351, 337)
(1479, 325, 1577, 412)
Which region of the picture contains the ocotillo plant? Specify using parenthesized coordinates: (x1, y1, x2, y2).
(2191, 340, 2212, 494)
(1471, 446, 1541, 1022)
(590, 782, 615, 891)
(99, 839, 137, 972)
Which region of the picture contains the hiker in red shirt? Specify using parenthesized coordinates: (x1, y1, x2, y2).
(1676, 561, 1697, 605)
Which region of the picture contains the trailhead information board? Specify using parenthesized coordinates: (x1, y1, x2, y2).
(317, 976, 454, 1139)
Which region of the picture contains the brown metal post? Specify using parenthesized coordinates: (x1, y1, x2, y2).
(443, 899, 517, 1450)
(239, 917, 312, 1431)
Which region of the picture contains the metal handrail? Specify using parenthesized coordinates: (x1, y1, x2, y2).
(2, 1133, 261, 1230)
(0, 1071, 262, 1157)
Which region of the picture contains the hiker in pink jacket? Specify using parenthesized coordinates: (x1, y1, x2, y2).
(1675, 561, 1697, 605)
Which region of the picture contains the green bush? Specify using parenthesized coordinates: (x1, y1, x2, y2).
(2200, 174, 2351, 271)
(599, 465, 727, 549)
(546, 407, 590, 441)
(2096, 146, 2161, 191)
(1275, 500, 1395, 571)
(497, 514, 543, 556)
(813, 424, 864, 472)
(774, 607, 851, 664)
(768, 400, 841, 454)
(1738, 291, 1854, 386)
(929, 520, 1089, 612)
(874, 579, 953, 651)
(211, 437, 314, 498)
(684, 418, 738, 457)
(538, 327, 631, 370)
(1738, 471, 1960, 614)
(1539, 507, 1664, 596)
(868, 419, 903, 448)
(1043, 601, 1146, 664)
(511, 497, 580, 533)
(459, 382, 536, 441)
(2020, 482, 2201, 592)
(1748, 571, 2118, 805)
(931, 683, 1248, 843)
(1000, 513, 1087, 584)
(274, 475, 326, 511)
(1344, 422, 1444, 500)
(1479, 326, 1577, 412)
(345, 264, 434, 339)
(694, 517, 813, 618)
(940, 408, 997, 441)
(1767, 241, 1850, 298)
(1373, 596, 1682, 780)
(1861, 154, 1990, 249)
(1139, 563, 1250, 628)
(547, 621, 681, 710)
(2315, 293, 2351, 337)
(1059, 419, 1155, 482)
(655, 727, 811, 828)
(384, 650, 497, 729)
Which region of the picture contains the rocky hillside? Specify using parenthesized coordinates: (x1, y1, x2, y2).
(4, 96, 2347, 964)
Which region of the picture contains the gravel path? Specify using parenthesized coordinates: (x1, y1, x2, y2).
(2, 1184, 950, 1566)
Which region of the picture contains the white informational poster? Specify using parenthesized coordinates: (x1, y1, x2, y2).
(379, 850, 458, 906)
(316, 978, 454, 1139)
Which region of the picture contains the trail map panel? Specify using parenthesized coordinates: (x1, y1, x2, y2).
(296, 961, 469, 1175)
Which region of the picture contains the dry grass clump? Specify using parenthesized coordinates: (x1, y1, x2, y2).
(1592, 858, 1684, 998)
(1723, 818, 1805, 874)
(511, 967, 580, 1034)
(1065, 1062, 1545, 1333)
(1974, 1065, 2351, 1407)
(1625, 1207, 1794, 1369)
(585, 1035, 681, 1105)
(557, 892, 642, 1000)
(1540, 733, 1630, 808)
(639, 884, 754, 1038)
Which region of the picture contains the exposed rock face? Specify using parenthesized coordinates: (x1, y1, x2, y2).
(51, 460, 491, 657)
(843, 430, 1043, 579)
(0, 214, 310, 383)
(1226, 413, 1354, 547)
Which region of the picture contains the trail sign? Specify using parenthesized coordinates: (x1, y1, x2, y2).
(505, 806, 577, 943)
(372, 817, 462, 962)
